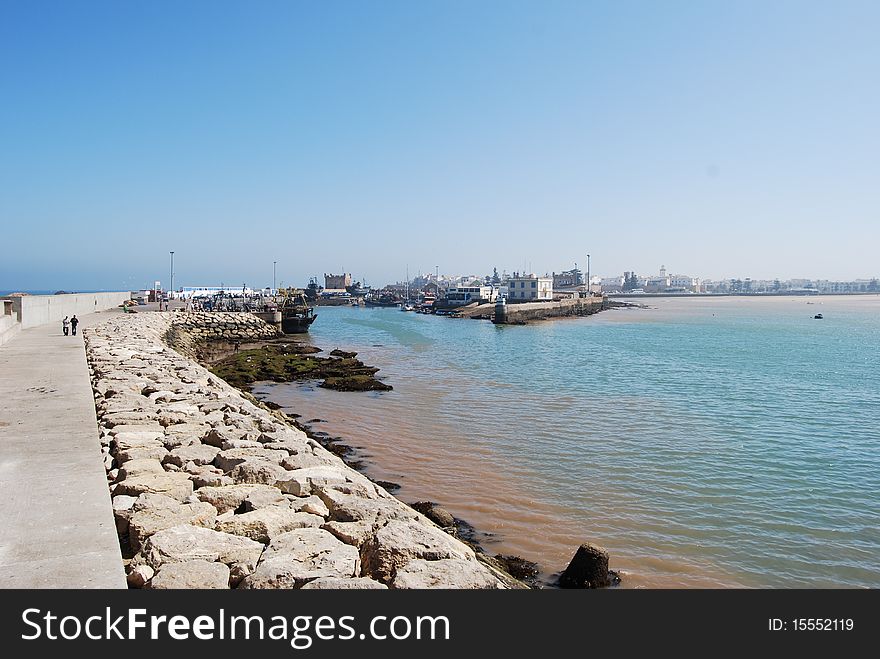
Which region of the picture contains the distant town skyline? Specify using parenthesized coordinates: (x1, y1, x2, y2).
(2, 2, 879, 291)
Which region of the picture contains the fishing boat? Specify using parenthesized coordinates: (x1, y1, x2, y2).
(400, 268, 414, 311)
(279, 290, 317, 333)
(418, 292, 437, 313)
(364, 291, 401, 307)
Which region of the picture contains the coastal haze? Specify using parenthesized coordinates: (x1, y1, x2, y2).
(2, 2, 879, 290)
(255, 296, 880, 588)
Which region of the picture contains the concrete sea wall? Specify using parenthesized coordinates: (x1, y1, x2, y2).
(84, 312, 506, 589)
(501, 296, 605, 323)
(2, 292, 131, 329)
(0, 305, 20, 346)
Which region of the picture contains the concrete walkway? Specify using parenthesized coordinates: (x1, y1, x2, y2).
(0, 311, 126, 588)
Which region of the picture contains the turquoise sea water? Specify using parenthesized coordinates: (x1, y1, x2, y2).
(253, 296, 880, 588)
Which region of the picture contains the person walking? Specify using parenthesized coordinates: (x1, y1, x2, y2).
(70, 315, 79, 336)
(62, 316, 70, 336)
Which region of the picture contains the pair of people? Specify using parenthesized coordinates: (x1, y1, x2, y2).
(62, 315, 79, 336)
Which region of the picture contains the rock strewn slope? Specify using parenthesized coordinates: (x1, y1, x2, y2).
(85, 312, 503, 589)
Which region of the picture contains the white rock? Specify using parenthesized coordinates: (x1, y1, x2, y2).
(128, 500, 218, 551)
(301, 577, 387, 590)
(361, 520, 475, 584)
(117, 458, 166, 480)
(116, 446, 170, 463)
(214, 508, 324, 543)
(391, 558, 499, 589)
(214, 447, 288, 472)
(150, 560, 230, 589)
(239, 528, 360, 589)
(322, 521, 376, 548)
(229, 460, 289, 485)
(140, 524, 265, 570)
(195, 484, 279, 514)
(242, 489, 288, 511)
(113, 472, 194, 502)
(164, 444, 220, 468)
(290, 495, 329, 517)
(275, 467, 348, 496)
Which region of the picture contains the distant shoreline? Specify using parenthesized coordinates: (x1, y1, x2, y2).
(608, 291, 880, 299)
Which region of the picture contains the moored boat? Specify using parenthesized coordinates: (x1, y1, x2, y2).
(279, 291, 317, 333)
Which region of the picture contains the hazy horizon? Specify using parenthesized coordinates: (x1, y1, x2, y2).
(2, 1, 878, 291)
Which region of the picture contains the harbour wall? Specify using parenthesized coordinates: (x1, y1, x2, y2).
(165, 311, 280, 358)
(0, 300, 20, 346)
(1, 292, 131, 329)
(489, 296, 606, 324)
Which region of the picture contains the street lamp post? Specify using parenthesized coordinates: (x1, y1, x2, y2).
(273, 261, 277, 295)
(586, 253, 591, 296)
(169, 251, 175, 305)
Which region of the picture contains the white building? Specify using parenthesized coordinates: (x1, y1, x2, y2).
(505, 274, 553, 301)
(669, 275, 701, 291)
(445, 285, 497, 305)
(599, 276, 625, 292)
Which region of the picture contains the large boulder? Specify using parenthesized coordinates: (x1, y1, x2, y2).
(103, 412, 160, 427)
(150, 560, 230, 589)
(117, 458, 166, 480)
(128, 498, 218, 551)
(139, 524, 265, 570)
(391, 558, 499, 589)
(113, 472, 194, 501)
(220, 439, 266, 450)
(195, 484, 278, 514)
(558, 543, 612, 588)
(164, 444, 221, 468)
(239, 528, 360, 589)
(163, 423, 211, 443)
(113, 435, 165, 453)
(361, 520, 475, 584)
(110, 425, 164, 438)
(280, 451, 336, 471)
(275, 467, 350, 496)
(301, 577, 387, 590)
(322, 521, 376, 548)
(202, 427, 249, 448)
(289, 495, 329, 517)
(316, 487, 416, 526)
(214, 447, 288, 472)
(229, 460, 289, 485)
(215, 508, 324, 543)
(242, 488, 288, 511)
(115, 445, 170, 463)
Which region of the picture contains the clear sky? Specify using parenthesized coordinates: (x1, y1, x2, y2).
(1, 0, 878, 291)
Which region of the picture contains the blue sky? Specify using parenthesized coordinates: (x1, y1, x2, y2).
(1, 0, 878, 291)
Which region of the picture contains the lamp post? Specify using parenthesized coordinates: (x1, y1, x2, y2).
(586, 253, 591, 296)
(273, 261, 277, 295)
(169, 251, 175, 304)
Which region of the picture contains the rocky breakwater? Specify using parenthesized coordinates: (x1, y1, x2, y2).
(165, 311, 281, 360)
(84, 312, 507, 589)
